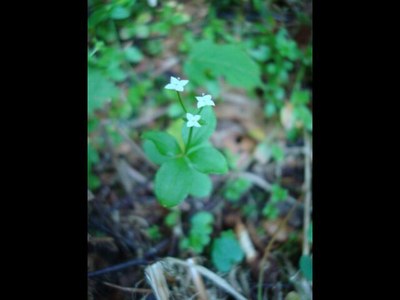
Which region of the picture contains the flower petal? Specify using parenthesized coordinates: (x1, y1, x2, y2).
(179, 80, 189, 86)
(165, 83, 176, 90)
(171, 76, 179, 84)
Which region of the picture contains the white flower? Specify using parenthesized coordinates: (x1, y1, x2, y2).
(186, 113, 201, 128)
(195, 93, 215, 108)
(147, 0, 157, 7)
(164, 76, 189, 92)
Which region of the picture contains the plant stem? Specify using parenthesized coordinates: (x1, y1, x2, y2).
(176, 91, 187, 113)
(185, 127, 193, 153)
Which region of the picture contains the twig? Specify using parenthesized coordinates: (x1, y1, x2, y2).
(88, 239, 169, 278)
(88, 258, 148, 278)
(257, 202, 299, 300)
(302, 131, 312, 256)
(187, 258, 209, 300)
(166, 257, 247, 300)
(145, 261, 170, 300)
(103, 282, 151, 294)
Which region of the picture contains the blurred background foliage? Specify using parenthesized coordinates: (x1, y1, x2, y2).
(88, 0, 312, 190)
(88, 1, 312, 298)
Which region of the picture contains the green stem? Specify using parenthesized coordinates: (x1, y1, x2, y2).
(185, 127, 193, 153)
(176, 92, 187, 113)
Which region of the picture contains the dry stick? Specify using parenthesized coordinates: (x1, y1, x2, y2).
(187, 258, 209, 300)
(103, 282, 152, 294)
(166, 257, 247, 300)
(302, 131, 312, 256)
(257, 202, 299, 300)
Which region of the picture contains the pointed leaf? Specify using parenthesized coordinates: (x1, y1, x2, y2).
(154, 158, 192, 207)
(142, 131, 182, 157)
(188, 146, 228, 174)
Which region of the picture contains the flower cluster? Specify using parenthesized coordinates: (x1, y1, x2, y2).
(164, 76, 215, 128)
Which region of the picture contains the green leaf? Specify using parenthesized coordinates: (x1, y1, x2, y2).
(124, 46, 143, 63)
(189, 171, 212, 198)
(188, 146, 228, 174)
(142, 131, 182, 157)
(182, 106, 216, 147)
(308, 222, 313, 244)
(294, 105, 313, 131)
(223, 178, 252, 202)
(212, 230, 244, 272)
(299, 255, 313, 281)
(181, 212, 214, 254)
(88, 68, 119, 116)
(111, 6, 130, 20)
(262, 203, 279, 219)
(184, 40, 261, 90)
(147, 225, 161, 240)
(165, 210, 180, 227)
(291, 90, 310, 105)
(142, 140, 172, 165)
(271, 144, 284, 162)
(271, 184, 288, 202)
(154, 157, 193, 207)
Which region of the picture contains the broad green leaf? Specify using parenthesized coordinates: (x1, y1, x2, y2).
(142, 140, 172, 165)
(154, 157, 193, 207)
(188, 146, 228, 174)
(299, 255, 313, 281)
(184, 40, 261, 90)
(166, 119, 185, 151)
(124, 46, 143, 63)
(189, 171, 212, 198)
(110, 6, 130, 20)
(142, 131, 182, 157)
(212, 230, 244, 272)
(88, 68, 119, 116)
(291, 90, 310, 105)
(182, 106, 216, 147)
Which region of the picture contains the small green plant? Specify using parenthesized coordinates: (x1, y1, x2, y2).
(147, 225, 161, 240)
(180, 211, 214, 254)
(211, 230, 244, 272)
(223, 178, 252, 202)
(262, 184, 288, 219)
(142, 77, 228, 207)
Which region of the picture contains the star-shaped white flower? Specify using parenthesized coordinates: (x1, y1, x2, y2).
(195, 93, 215, 108)
(186, 113, 201, 128)
(164, 76, 189, 92)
